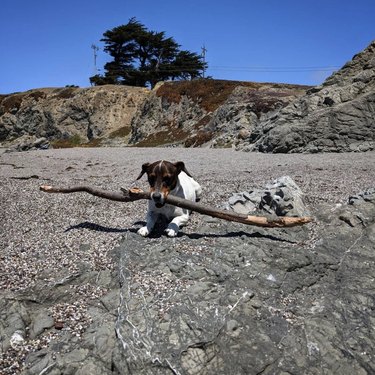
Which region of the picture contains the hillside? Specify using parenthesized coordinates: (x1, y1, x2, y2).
(129, 79, 310, 148)
(1, 40, 374, 153)
(0, 79, 309, 151)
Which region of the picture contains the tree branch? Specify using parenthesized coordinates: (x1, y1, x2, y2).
(39, 185, 313, 228)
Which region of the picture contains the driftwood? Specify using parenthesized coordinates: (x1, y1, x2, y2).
(39, 185, 313, 228)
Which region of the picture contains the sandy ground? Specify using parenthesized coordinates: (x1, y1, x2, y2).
(1, 147, 375, 292)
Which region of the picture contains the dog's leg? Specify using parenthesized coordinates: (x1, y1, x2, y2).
(138, 211, 158, 237)
(165, 212, 189, 237)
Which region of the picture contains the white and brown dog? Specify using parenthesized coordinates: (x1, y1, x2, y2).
(136, 160, 202, 237)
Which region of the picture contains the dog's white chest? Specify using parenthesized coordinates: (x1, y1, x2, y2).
(150, 202, 185, 220)
(138, 167, 201, 237)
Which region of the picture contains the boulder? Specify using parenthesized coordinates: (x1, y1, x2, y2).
(226, 176, 310, 217)
(5, 135, 50, 152)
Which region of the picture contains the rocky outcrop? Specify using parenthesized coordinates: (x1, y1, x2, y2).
(238, 40, 375, 153)
(0, 85, 149, 149)
(2, 187, 374, 374)
(129, 80, 309, 147)
(204, 85, 310, 148)
(111, 189, 375, 374)
(1, 147, 374, 374)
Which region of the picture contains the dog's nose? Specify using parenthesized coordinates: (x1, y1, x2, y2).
(152, 191, 165, 207)
(152, 192, 162, 201)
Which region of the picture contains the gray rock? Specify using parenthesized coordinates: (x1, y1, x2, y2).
(237, 40, 375, 153)
(15, 135, 50, 151)
(228, 176, 310, 217)
(349, 187, 375, 205)
(0, 85, 148, 149)
(0, 299, 28, 352)
(107, 194, 375, 374)
(29, 311, 54, 339)
(1, 190, 374, 374)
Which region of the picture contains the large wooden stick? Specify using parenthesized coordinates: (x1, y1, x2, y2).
(39, 185, 313, 228)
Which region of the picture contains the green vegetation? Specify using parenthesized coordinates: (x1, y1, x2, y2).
(51, 134, 83, 148)
(90, 17, 206, 88)
(51, 127, 132, 149)
(108, 126, 131, 138)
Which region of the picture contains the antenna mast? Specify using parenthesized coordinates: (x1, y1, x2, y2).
(201, 45, 207, 78)
(91, 44, 99, 75)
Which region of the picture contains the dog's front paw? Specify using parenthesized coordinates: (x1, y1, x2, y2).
(138, 226, 150, 237)
(165, 228, 178, 237)
(165, 223, 179, 237)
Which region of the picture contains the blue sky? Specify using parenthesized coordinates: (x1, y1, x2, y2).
(1, 0, 374, 94)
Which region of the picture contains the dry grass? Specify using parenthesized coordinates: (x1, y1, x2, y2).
(0, 94, 23, 113)
(51, 134, 83, 148)
(155, 79, 310, 113)
(184, 130, 214, 147)
(108, 126, 131, 138)
(52, 87, 78, 100)
(134, 127, 189, 147)
(51, 135, 102, 149)
(156, 79, 260, 112)
(0, 90, 48, 114)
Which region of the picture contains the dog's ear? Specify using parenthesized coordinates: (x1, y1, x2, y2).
(136, 162, 150, 180)
(174, 161, 192, 177)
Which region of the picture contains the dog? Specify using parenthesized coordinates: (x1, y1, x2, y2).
(136, 160, 202, 237)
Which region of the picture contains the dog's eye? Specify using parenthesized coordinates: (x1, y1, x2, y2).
(163, 177, 171, 185)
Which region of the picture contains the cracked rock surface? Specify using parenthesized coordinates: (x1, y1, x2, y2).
(0, 148, 374, 374)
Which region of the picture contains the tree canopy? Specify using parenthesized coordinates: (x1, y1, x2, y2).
(90, 18, 207, 88)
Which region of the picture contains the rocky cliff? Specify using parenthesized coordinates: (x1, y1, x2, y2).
(0, 85, 149, 150)
(0, 80, 309, 151)
(237, 40, 375, 153)
(1, 41, 374, 153)
(129, 80, 310, 148)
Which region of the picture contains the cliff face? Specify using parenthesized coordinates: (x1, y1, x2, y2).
(1, 41, 374, 153)
(0, 80, 308, 151)
(237, 41, 375, 153)
(129, 80, 310, 147)
(0, 85, 149, 149)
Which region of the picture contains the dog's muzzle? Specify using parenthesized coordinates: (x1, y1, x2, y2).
(151, 191, 165, 208)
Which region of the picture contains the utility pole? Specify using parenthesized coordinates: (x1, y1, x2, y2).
(91, 44, 99, 75)
(201, 45, 207, 78)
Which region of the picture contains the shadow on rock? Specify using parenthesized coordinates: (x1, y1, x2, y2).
(183, 229, 298, 243)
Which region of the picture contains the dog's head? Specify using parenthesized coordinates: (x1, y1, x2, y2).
(136, 160, 192, 207)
